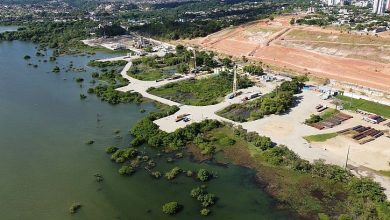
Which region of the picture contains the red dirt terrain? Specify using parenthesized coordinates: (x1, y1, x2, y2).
(188, 16, 390, 92)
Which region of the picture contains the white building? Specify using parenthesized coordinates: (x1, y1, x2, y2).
(373, 0, 390, 14)
(327, 0, 344, 6)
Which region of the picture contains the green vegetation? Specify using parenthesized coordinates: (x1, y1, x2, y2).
(151, 171, 162, 179)
(96, 23, 126, 37)
(0, 20, 131, 56)
(200, 208, 211, 216)
(128, 45, 218, 81)
(130, 0, 292, 40)
(85, 140, 94, 145)
(131, 118, 221, 151)
(149, 72, 253, 106)
(108, 100, 390, 218)
(303, 133, 338, 143)
(165, 167, 182, 180)
(305, 114, 322, 124)
(110, 147, 138, 163)
(118, 165, 135, 175)
(190, 186, 217, 214)
(218, 76, 307, 122)
(88, 86, 142, 105)
(86, 58, 140, 105)
(88, 60, 127, 68)
(79, 94, 87, 100)
(23, 55, 30, 60)
(75, 77, 84, 83)
(197, 169, 212, 182)
(128, 59, 173, 81)
(105, 146, 119, 154)
(378, 170, 390, 177)
(128, 55, 179, 81)
(243, 64, 264, 76)
(162, 201, 181, 215)
(69, 202, 82, 214)
(0, 20, 95, 54)
(52, 66, 60, 73)
(336, 95, 390, 119)
(296, 14, 332, 26)
(216, 124, 390, 219)
(320, 108, 339, 120)
(305, 108, 339, 124)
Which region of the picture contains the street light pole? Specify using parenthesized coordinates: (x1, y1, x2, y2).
(345, 145, 350, 170)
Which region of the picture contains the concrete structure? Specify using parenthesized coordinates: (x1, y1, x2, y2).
(373, 0, 390, 14)
(327, 0, 344, 6)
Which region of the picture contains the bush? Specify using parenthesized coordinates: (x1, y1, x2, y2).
(118, 165, 135, 175)
(197, 169, 211, 182)
(162, 202, 181, 215)
(85, 140, 94, 145)
(165, 167, 182, 180)
(105, 146, 119, 154)
(337, 214, 352, 220)
(218, 137, 236, 146)
(200, 208, 211, 216)
(190, 187, 204, 198)
(347, 177, 386, 202)
(243, 64, 264, 76)
(52, 66, 60, 73)
(253, 136, 273, 151)
(69, 202, 82, 214)
(111, 148, 138, 163)
(305, 114, 322, 124)
(79, 94, 87, 99)
(311, 160, 351, 182)
(198, 193, 216, 207)
(151, 171, 162, 179)
(186, 170, 193, 177)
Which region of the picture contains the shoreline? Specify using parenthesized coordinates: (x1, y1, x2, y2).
(106, 54, 390, 200)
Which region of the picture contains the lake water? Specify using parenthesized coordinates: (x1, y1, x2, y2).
(0, 26, 18, 33)
(0, 40, 296, 220)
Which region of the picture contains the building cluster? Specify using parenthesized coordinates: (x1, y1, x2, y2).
(326, 0, 345, 6)
(372, 0, 390, 14)
(0, 1, 73, 22)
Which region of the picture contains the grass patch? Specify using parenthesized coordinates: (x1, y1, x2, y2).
(378, 170, 390, 177)
(127, 63, 175, 81)
(148, 72, 253, 106)
(217, 77, 306, 122)
(320, 108, 339, 120)
(303, 133, 338, 143)
(210, 127, 349, 218)
(336, 95, 390, 119)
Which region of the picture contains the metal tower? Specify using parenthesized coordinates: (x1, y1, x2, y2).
(233, 65, 237, 94)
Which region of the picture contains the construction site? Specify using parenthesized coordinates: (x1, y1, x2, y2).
(82, 33, 175, 56)
(187, 16, 390, 94)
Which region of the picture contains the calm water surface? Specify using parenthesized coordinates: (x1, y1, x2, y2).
(0, 40, 296, 220)
(0, 26, 18, 33)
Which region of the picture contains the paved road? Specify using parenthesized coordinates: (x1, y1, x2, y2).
(103, 56, 390, 199)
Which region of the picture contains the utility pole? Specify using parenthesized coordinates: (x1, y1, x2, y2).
(233, 65, 237, 95)
(193, 49, 197, 71)
(345, 145, 350, 170)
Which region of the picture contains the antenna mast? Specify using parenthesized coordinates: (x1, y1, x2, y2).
(193, 49, 196, 70)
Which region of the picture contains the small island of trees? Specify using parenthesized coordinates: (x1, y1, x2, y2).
(162, 201, 181, 215)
